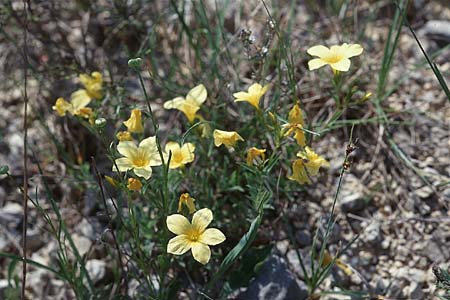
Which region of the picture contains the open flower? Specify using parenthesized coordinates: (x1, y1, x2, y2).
(177, 193, 196, 214)
(321, 250, 352, 276)
(282, 103, 306, 146)
(213, 129, 244, 149)
(307, 43, 363, 72)
(127, 178, 142, 191)
(163, 84, 207, 123)
(246, 147, 266, 165)
(233, 83, 269, 109)
(52, 96, 92, 119)
(113, 136, 162, 180)
(167, 208, 226, 265)
(123, 109, 144, 133)
(288, 147, 329, 184)
(164, 142, 195, 169)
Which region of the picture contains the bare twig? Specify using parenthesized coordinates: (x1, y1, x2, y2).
(21, 0, 30, 299)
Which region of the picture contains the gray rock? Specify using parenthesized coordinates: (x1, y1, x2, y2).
(421, 20, 450, 43)
(71, 234, 92, 257)
(340, 193, 366, 213)
(86, 259, 106, 284)
(286, 249, 312, 280)
(408, 282, 424, 299)
(295, 230, 311, 248)
(238, 254, 308, 300)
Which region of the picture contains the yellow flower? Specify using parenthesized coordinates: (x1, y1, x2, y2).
(167, 208, 226, 265)
(127, 178, 142, 191)
(177, 193, 196, 214)
(52, 94, 92, 119)
(288, 147, 329, 184)
(213, 129, 244, 149)
(116, 131, 133, 142)
(233, 83, 269, 109)
(123, 109, 144, 133)
(164, 142, 195, 169)
(307, 43, 363, 72)
(79, 71, 103, 100)
(246, 147, 266, 165)
(113, 136, 162, 180)
(288, 159, 311, 184)
(163, 84, 207, 123)
(299, 146, 330, 176)
(321, 250, 352, 276)
(282, 104, 306, 146)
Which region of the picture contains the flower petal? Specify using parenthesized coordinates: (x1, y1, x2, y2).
(139, 136, 157, 149)
(199, 228, 226, 246)
(191, 242, 211, 265)
(343, 44, 363, 58)
(70, 89, 91, 110)
(186, 84, 207, 106)
(192, 208, 213, 232)
(117, 141, 138, 158)
(308, 58, 328, 70)
(133, 167, 152, 179)
(181, 143, 195, 163)
(167, 214, 192, 235)
(307, 45, 330, 57)
(233, 92, 250, 101)
(248, 83, 263, 95)
(167, 235, 192, 255)
(163, 97, 185, 109)
(330, 58, 351, 72)
(114, 157, 133, 172)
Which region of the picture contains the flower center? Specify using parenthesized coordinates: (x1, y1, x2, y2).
(132, 153, 149, 167)
(187, 228, 202, 242)
(172, 150, 184, 164)
(325, 53, 344, 64)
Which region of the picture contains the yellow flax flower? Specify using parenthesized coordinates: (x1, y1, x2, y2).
(113, 136, 162, 180)
(79, 71, 103, 100)
(233, 83, 269, 109)
(163, 84, 207, 123)
(164, 142, 195, 169)
(288, 147, 329, 184)
(246, 147, 266, 165)
(177, 193, 196, 214)
(307, 43, 363, 72)
(116, 131, 133, 142)
(282, 103, 306, 146)
(213, 129, 244, 149)
(167, 208, 226, 265)
(321, 250, 352, 275)
(123, 109, 144, 133)
(52, 96, 92, 119)
(127, 178, 142, 191)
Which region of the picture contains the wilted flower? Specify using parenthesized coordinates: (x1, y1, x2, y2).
(167, 208, 226, 265)
(177, 193, 196, 214)
(213, 129, 244, 149)
(233, 83, 269, 109)
(116, 131, 133, 142)
(164, 142, 195, 169)
(288, 147, 329, 184)
(246, 147, 266, 165)
(321, 250, 352, 275)
(104, 175, 118, 187)
(52, 97, 92, 119)
(127, 178, 142, 191)
(307, 43, 363, 72)
(123, 109, 144, 133)
(282, 103, 306, 146)
(113, 136, 162, 180)
(163, 84, 207, 123)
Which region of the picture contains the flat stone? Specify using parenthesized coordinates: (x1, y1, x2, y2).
(86, 259, 106, 284)
(238, 254, 308, 300)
